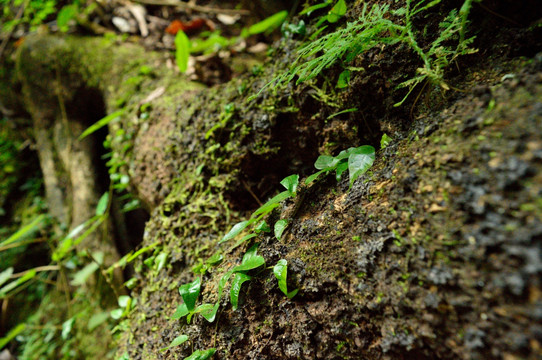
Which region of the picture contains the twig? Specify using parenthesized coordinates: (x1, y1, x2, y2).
(10, 265, 61, 279)
(130, 0, 250, 15)
(0, 237, 48, 252)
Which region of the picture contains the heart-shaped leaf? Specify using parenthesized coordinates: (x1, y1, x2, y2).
(280, 174, 299, 196)
(274, 220, 288, 240)
(179, 277, 201, 312)
(230, 272, 252, 311)
(196, 303, 219, 323)
(348, 145, 375, 187)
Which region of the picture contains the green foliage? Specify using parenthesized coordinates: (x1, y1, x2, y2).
(0, 268, 36, 299)
(327, 0, 347, 23)
(380, 133, 393, 149)
(274, 219, 288, 240)
(110, 295, 137, 320)
(299, 1, 333, 16)
(270, 3, 398, 90)
(262, 0, 477, 105)
(242, 10, 288, 37)
(280, 174, 299, 197)
(189, 11, 288, 56)
(281, 20, 307, 37)
(273, 259, 298, 299)
(70, 252, 103, 286)
(184, 348, 216, 360)
(161, 334, 188, 352)
(306, 145, 375, 186)
(79, 110, 124, 140)
(0, 214, 47, 248)
(0, 323, 25, 351)
(230, 272, 251, 311)
(175, 30, 191, 73)
(348, 146, 376, 187)
(169, 143, 374, 330)
(56, 4, 78, 32)
(1, 0, 56, 33)
(179, 277, 201, 312)
(233, 244, 265, 272)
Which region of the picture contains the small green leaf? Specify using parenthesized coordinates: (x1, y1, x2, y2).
(206, 252, 223, 266)
(220, 220, 252, 244)
(273, 259, 288, 295)
(0, 268, 14, 288)
(327, 108, 358, 119)
(175, 30, 191, 73)
(216, 270, 234, 300)
(280, 174, 299, 196)
(255, 221, 271, 233)
(233, 244, 265, 272)
(348, 146, 375, 187)
(380, 133, 393, 149)
(274, 219, 288, 240)
(171, 303, 189, 320)
(0, 269, 37, 298)
(335, 161, 348, 181)
(251, 191, 291, 218)
(233, 255, 265, 272)
(232, 233, 258, 249)
(61, 317, 75, 340)
(161, 334, 189, 352)
(299, 2, 332, 16)
(57, 4, 78, 32)
(327, 0, 347, 23)
(88, 312, 110, 331)
(336, 69, 351, 88)
(305, 169, 326, 185)
(230, 272, 252, 311)
(287, 289, 299, 299)
(154, 252, 168, 272)
(179, 277, 201, 312)
(79, 110, 124, 140)
(124, 277, 138, 289)
(70, 261, 100, 286)
(118, 295, 132, 308)
(194, 303, 219, 323)
(282, 20, 306, 36)
(143, 256, 155, 269)
(110, 308, 123, 320)
(314, 155, 338, 170)
(117, 351, 130, 360)
(184, 348, 216, 360)
(273, 259, 299, 299)
(0, 214, 46, 247)
(246, 11, 288, 36)
(96, 192, 109, 216)
(0, 323, 25, 351)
